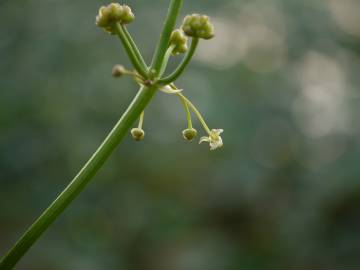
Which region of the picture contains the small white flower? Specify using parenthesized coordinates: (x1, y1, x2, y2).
(199, 129, 223, 150)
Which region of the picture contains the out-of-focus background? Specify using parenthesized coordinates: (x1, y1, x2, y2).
(1, 0, 360, 269)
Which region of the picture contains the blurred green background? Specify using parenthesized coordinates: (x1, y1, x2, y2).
(1, 0, 360, 269)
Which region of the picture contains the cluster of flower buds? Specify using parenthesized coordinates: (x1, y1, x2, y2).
(96, 3, 134, 34)
(169, 30, 188, 55)
(182, 14, 215, 40)
(97, 3, 222, 150)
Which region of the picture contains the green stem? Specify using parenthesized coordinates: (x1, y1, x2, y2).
(177, 92, 211, 135)
(121, 25, 149, 71)
(114, 23, 148, 78)
(178, 95, 192, 128)
(158, 38, 199, 85)
(159, 44, 176, 77)
(0, 1, 185, 268)
(150, 0, 183, 75)
(138, 111, 145, 129)
(0, 85, 158, 269)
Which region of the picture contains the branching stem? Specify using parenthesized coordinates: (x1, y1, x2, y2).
(158, 38, 199, 84)
(176, 91, 211, 135)
(0, 0, 184, 268)
(121, 25, 149, 72)
(151, 0, 183, 75)
(114, 23, 148, 78)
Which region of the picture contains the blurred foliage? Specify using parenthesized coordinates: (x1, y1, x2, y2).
(1, 0, 360, 269)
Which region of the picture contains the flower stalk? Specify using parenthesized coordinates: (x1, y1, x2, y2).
(178, 95, 193, 129)
(159, 44, 176, 77)
(0, 85, 157, 269)
(120, 25, 149, 72)
(0, 0, 223, 268)
(0, 1, 183, 268)
(158, 37, 199, 84)
(176, 91, 211, 135)
(114, 23, 148, 78)
(150, 0, 183, 75)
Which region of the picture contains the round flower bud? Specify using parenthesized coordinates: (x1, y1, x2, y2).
(112, 65, 126, 77)
(131, 128, 145, 141)
(96, 3, 135, 34)
(181, 14, 215, 40)
(169, 29, 188, 55)
(120, 5, 135, 24)
(182, 128, 198, 141)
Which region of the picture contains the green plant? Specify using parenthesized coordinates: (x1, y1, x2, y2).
(0, 1, 222, 269)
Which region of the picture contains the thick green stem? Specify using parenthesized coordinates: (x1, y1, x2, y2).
(114, 23, 148, 78)
(0, 85, 158, 270)
(121, 25, 149, 71)
(151, 0, 183, 75)
(158, 38, 199, 85)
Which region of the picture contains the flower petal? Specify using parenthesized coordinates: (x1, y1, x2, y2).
(199, 136, 210, 144)
(160, 85, 183, 94)
(210, 136, 223, 150)
(213, 129, 224, 135)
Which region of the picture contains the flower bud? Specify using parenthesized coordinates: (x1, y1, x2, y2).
(181, 14, 215, 40)
(169, 29, 188, 55)
(182, 128, 198, 141)
(96, 3, 135, 34)
(120, 5, 135, 23)
(131, 128, 145, 141)
(112, 65, 127, 77)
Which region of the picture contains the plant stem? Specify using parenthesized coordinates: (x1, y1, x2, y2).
(121, 25, 149, 72)
(158, 38, 199, 85)
(138, 111, 145, 129)
(177, 92, 211, 135)
(178, 95, 193, 128)
(0, 1, 185, 268)
(159, 44, 176, 77)
(114, 23, 148, 78)
(0, 85, 158, 270)
(151, 0, 183, 75)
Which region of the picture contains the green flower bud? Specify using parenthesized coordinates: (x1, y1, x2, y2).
(96, 3, 135, 34)
(120, 5, 135, 23)
(131, 128, 145, 141)
(112, 65, 127, 77)
(182, 128, 198, 141)
(169, 29, 188, 55)
(181, 14, 215, 40)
